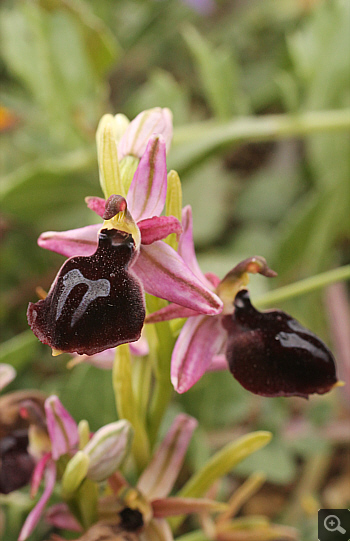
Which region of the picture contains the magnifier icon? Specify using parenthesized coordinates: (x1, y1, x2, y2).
(324, 515, 346, 534)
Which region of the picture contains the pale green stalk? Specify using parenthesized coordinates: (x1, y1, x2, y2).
(112, 345, 150, 471)
(172, 109, 350, 168)
(146, 295, 176, 446)
(254, 265, 350, 309)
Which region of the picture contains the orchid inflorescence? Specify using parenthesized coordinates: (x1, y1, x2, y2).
(1, 107, 340, 540)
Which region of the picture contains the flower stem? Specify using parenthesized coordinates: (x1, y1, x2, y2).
(146, 295, 176, 447)
(112, 345, 150, 472)
(171, 109, 350, 171)
(254, 265, 350, 309)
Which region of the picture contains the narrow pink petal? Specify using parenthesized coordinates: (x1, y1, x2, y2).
(31, 453, 51, 498)
(18, 460, 56, 541)
(137, 414, 197, 499)
(127, 135, 167, 221)
(152, 497, 226, 517)
(178, 206, 214, 288)
(146, 303, 201, 323)
(139, 216, 182, 245)
(38, 224, 99, 258)
(85, 196, 106, 218)
(45, 503, 83, 532)
(45, 396, 79, 460)
(171, 315, 227, 394)
(140, 519, 174, 541)
(134, 242, 223, 315)
(208, 355, 228, 372)
(118, 107, 173, 159)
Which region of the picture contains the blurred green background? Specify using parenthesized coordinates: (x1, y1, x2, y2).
(1, 0, 349, 540)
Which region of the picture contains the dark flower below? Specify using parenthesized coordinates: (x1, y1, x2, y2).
(27, 229, 145, 356)
(223, 290, 338, 398)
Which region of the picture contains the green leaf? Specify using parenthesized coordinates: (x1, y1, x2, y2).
(0, 331, 39, 371)
(182, 25, 245, 120)
(234, 438, 296, 485)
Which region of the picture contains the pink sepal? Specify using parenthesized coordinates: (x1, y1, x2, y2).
(134, 242, 222, 315)
(171, 315, 227, 394)
(30, 453, 51, 498)
(45, 504, 83, 532)
(146, 303, 201, 323)
(127, 135, 167, 222)
(137, 414, 197, 500)
(45, 396, 78, 460)
(18, 460, 56, 541)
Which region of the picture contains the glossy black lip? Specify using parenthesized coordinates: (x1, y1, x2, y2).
(224, 289, 338, 398)
(27, 228, 145, 356)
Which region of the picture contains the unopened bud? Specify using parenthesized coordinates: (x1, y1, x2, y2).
(62, 450, 90, 495)
(84, 420, 133, 482)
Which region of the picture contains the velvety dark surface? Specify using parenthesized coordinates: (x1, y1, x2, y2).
(27, 229, 145, 355)
(0, 429, 35, 494)
(224, 290, 338, 398)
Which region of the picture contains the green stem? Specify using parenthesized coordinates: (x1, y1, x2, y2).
(112, 346, 150, 472)
(254, 265, 350, 309)
(171, 109, 350, 171)
(146, 296, 176, 447)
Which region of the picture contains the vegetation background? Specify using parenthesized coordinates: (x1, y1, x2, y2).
(1, 0, 349, 539)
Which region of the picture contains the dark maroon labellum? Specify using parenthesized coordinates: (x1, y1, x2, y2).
(223, 289, 338, 398)
(27, 229, 145, 355)
(0, 429, 35, 494)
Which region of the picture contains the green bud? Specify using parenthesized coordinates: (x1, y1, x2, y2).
(78, 420, 90, 450)
(96, 114, 125, 199)
(61, 450, 90, 495)
(165, 170, 182, 250)
(114, 113, 130, 143)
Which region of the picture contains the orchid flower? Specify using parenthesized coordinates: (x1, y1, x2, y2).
(0, 368, 49, 495)
(18, 396, 133, 541)
(147, 205, 338, 398)
(28, 109, 222, 356)
(45, 414, 225, 541)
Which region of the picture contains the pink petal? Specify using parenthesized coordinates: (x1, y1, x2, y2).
(85, 196, 106, 218)
(146, 303, 201, 323)
(45, 503, 83, 532)
(171, 315, 227, 393)
(137, 414, 197, 499)
(127, 135, 167, 221)
(118, 107, 173, 159)
(31, 453, 51, 498)
(38, 224, 99, 258)
(178, 206, 215, 289)
(139, 216, 182, 245)
(18, 460, 56, 541)
(45, 396, 79, 460)
(134, 242, 223, 315)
